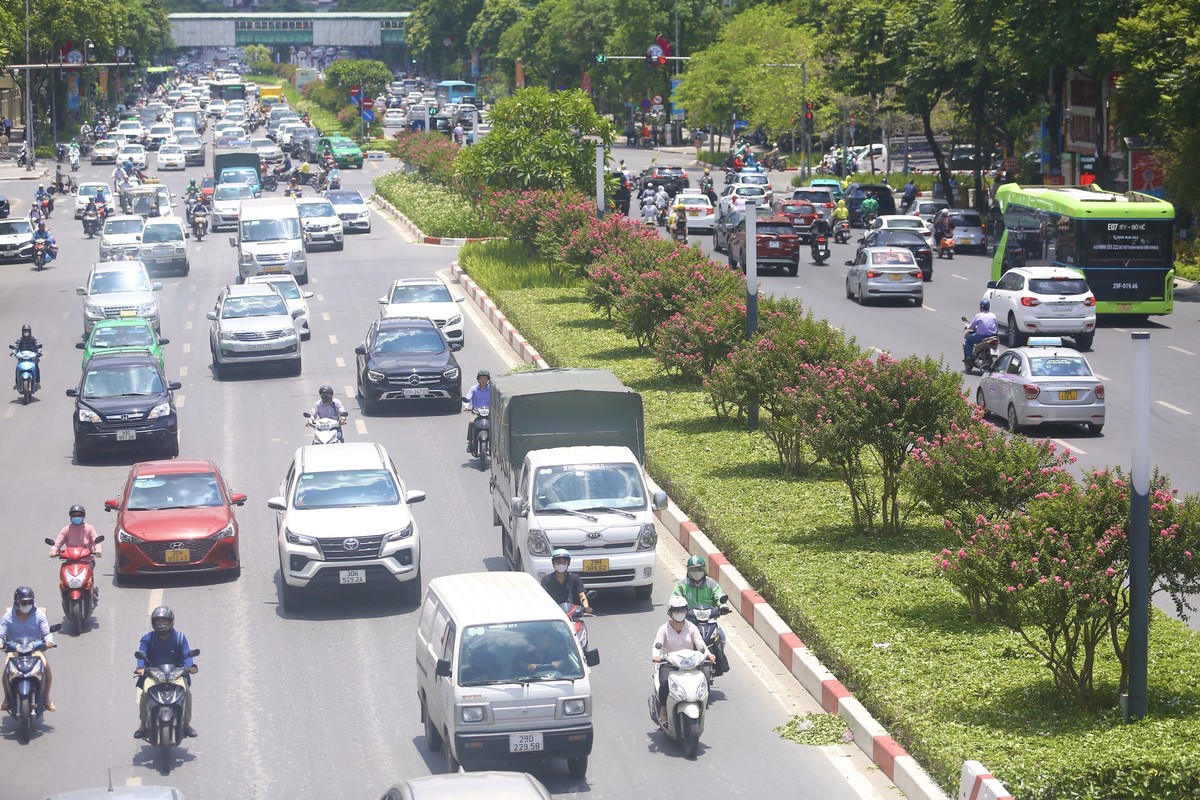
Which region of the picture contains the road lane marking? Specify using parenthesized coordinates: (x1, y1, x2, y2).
(343, 384, 355, 397)
(175, 393, 185, 408)
(182, 343, 191, 354)
(922, 304, 937, 312)
(1051, 439, 1085, 455)
(185, 321, 193, 330)
(310, 277, 318, 285)
(335, 357, 345, 368)
(178, 366, 188, 378)
(1113, 327, 1128, 333)
(316, 294, 325, 302)
(321, 312, 331, 322)
(1168, 345, 1195, 356)
(187, 301, 195, 312)
(3, 407, 14, 419)
(1157, 400, 1192, 416)
(148, 588, 163, 614)
(125, 777, 143, 786)
(328, 334, 338, 345)
(355, 419, 367, 435)
(953, 274, 968, 281)
(189, 284, 197, 293)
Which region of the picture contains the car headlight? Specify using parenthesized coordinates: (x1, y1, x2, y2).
(240, 253, 253, 266)
(137, 302, 158, 315)
(116, 527, 141, 544)
(357, 210, 370, 219)
(636, 523, 658, 551)
(460, 706, 485, 723)
(562, 698, 587, 716)
(367, 369, 385, 382)
(527, 529, 550, 556)
(284, 528, 318, 547)
(210, 522, 236, 540)
(443, 367, 460, 381)
(175, 246, 186, 255)
(85, 305, 105, 319)
(147, 402, 172, 420)
(447, 315, 462, 326)
(382, 523, 414, 543)
(78, 407, 102, 423)
(291, 249, 304, 261)
(218, 329, 239, 342)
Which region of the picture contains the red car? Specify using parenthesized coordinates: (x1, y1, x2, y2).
(107, 459, 246, 582)
(774, 200, 819, 241)
(200, 176, 215, 200)
(727, 215, 802, 276)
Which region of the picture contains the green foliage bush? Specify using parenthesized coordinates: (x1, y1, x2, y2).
(373, 172, 495, 239)
(391, 131, 460, 185)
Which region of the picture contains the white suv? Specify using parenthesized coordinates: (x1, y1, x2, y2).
(78, 260, 162, 335)
(268, 443, 426, 610)
(378, 277, 465, 350)
(984, 266, 1097, 350)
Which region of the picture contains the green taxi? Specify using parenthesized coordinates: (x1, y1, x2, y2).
(318, 136, 364, 169)
(77, 318, 169, 370)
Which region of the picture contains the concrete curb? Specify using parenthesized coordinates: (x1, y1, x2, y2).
(372, 194, 496, 247)
(448, 259, 964, 800)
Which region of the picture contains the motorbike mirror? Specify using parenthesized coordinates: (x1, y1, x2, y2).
(585, 589, 598, 599)
(48, 623, 62, 634)
(406, 490, 427, 505)
(230, 493, 247, 506)
(303, 411, 312, 418)
(266, 497, 287, 511)
(44, 537, 55, 546)
(654, 642, 663, 650)
(585, 648, 600, 667)
(158, 338, 170, 346)
(94, 535, 105, 544)
(104, 499, 119, 511)
(961, 316, 969, 322)
(435, 658, 452, 678)
(7, 344, 14, 350)
(135, 650, 147, 660)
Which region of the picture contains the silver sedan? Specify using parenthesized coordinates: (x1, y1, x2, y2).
(976, 341, 1105, 434)
(845, 247, 924, 306)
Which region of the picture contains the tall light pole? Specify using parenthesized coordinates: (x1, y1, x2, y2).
(24, 0, 34, 170)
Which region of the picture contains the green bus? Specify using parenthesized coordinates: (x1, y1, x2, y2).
(991, 183, 1176, 316)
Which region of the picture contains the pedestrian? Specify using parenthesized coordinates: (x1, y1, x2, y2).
(0, 130, 8, 158)
(1, 116, 11, 139)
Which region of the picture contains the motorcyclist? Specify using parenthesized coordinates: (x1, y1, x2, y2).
(934, 211, 958, 250)
(809, 214, 833, 253)
(49, 505, 102, 599)
(32, 222, 57, 263)
(963, 299, 999, 367)
(651, 596, 714, 725)
(901, 179, 917, 213)
(699, 167, 714, 194)
(308, 385, 348, 442)
(13, 324, 42, 391)
(134, 606, 197, 740)
(0, 587, 56, 712)
(53, 165, 67, 194)
(669, 200, 688, 238)
(82, 197, 99, 232)
(35, 184, 52, 216)
(463, 369, 490, 452)
(68, 141, 81, 168)
(539, 549, 592, 612)
(640, 181, 656, 209)
(80, 121, 92, 141)
(654, 184, 670, 214)
(860, 195, 880, 226)
(185, 178, 200, 201)
(832, 199, 849, 225)
(324, 163, 341, 191)
(672, 555, 729, 675)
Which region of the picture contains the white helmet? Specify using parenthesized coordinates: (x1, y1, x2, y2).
(667, 595, 689, 616)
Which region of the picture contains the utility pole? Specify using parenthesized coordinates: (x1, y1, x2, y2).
(802, 62, 809, 179)
(24, 0, 34, 170)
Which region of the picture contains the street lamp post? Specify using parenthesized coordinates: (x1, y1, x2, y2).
(24, 0, 34, 170)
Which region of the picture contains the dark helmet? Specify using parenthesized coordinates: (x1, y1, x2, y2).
(21, 324, 31, 337)
(14, 586, 35, 606)
(476, 369, 490, 379)
(319, 385, 334, 396)
(979, 298, 991, 312)
(69, 503, 86, 518)
(151, 606, 175, 635)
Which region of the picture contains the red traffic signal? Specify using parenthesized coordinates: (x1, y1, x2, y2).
(656, 55, 667, 66)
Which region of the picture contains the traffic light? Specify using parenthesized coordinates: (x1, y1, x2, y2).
(596, 54, 607, 64)
(656, 54, 667, 66)
(804, 102, 814, 134)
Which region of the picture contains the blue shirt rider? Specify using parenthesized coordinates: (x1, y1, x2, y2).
(309, 386, 348, 442)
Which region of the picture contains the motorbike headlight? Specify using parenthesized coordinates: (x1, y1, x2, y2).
(460, 706, 485, 723)
(636, 522, 658, 551)
(442, 367, 459, 381)
(284, 528, 318, 547)
(147, 402, 172, 420)
(78, 407, 102, 423)
(527, 529, 550, 556)
(366, 369, 386, 383)
(66, 574, 85, 589)
(117, 527, 141, 544)
(447, 315, 462, 326)
(382, 523, 414, 543)
(562, 698, 587, 716)
(210, 522, 236, 540)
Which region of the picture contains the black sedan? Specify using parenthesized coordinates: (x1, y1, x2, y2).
(856, 229, 934, 281)
(0, 194, 9, 218)
(354, 316, 462, 415)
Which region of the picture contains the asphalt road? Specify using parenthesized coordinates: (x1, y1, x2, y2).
(0, 140, 901, 798)
(614, 144, 1200, 628)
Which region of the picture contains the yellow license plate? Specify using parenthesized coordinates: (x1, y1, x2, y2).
(888, 273, 904, 281)
(165, 549, 190, 563)
(1059, 390, 1078, 401)
(688, 210, 699, 217)
(1118, 303, 1133, 312)
(262, 266, 285, 274)
(582, 558, 609, 573)
(119, 310, 137, 317)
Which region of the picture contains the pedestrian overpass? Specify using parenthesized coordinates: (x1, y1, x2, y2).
(169, 12, 409, 48)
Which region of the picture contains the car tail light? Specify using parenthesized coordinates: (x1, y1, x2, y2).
(1023, 384, 1041, 400)
(865, 270, 883, 278)
(1021, 297, 1041, 307)
(917, 248, 931, 257)
(1084, 297, 1096, 307)
(908, 270, 922, 278)
(1095, 384, 1105, 399)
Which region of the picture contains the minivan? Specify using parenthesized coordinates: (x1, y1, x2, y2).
(229, 196, 308, 284)
(416, 572, 599, 778)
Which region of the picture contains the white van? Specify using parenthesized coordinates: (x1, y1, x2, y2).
(416, 572, 598, 778)
(229, 196, 308, 285)
(853, 143, 889, 174)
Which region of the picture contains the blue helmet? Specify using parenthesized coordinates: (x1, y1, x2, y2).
(979, 299, 991, 311)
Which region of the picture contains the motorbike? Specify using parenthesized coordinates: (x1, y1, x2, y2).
(861, 210, 878, 229)
(10, 345, 41, 404)
(31, 239, 50, 271)
(962, 318, 1000, 374)
(561, 590, 598, 651)
(687, 604, 730, 684)
(16, 145, 29, 168)
(83, 209, 100, 239)
(261, 172, 279, 192)
(135, 647, 200, 774)
(699, 177, 714, 194)
(671, 222, 689, 244)
(56, 143, 69, 163)
(763, 154, 787, 171)
(44, 535, 105, 633)
(937, 234, 955, 259)
(833, 219, 852, 244)
(302, 411, 342, 445)
(37, 195, 53, 219)
(3, 623, 62, 743)
(463, 402, 490, 466)
(655, 206, 669, 228)
(191, 209, 209, 242)
(649, 644, 709, 759)
(810, 234, 830, 265)
(284, 185, 303, 199)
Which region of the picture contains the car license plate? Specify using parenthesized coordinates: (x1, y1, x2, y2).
(1118, 303, 1133, 312)
(1050, 304, 1073, 313)
(165, 549, 190, 563)
(119, 310, 137, 317)
(688, 210, 699, 217)
(1059, 390, 1078, 401)
(402, 387, 429, 397)
(248, 342, 275, 351)
(510, 733, 543, 753)
(583, 558, 609, 573)
(768, 241, 779, 248)
(889, 273, 904, 281)
(339, 569, 366, 585)
(116, 429, 136, 441)
(957, 238, 970, 245)
(262, 266, 285, 274)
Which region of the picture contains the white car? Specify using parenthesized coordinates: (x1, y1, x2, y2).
(977, 340, 1105, 435)
(983, 266, 1097, 350)
(248, 137, 284, 166)
(119, 143, 148, 170)
(91, 139, 120, 165)
(268, 442, 427, 610)
(871, 214, 935, 246)
(674, 192, 716, 232)
(718, 184, 767, 215)
(206, 283, 301, 377)
(383, 109, 407, 128)
(378, 277, 465, 350)
(324, 190, 372, 234)
(75, 182, 113, 218)
(114, 120, 145, 142)
(210, 184, 254, 232)
(295, 196, 344, 251)
(98, 215, 146, 261)
(78, 259, 162, 335)
(732, 172, 774, 204)
(246, 274, 314, 340)
(146, 123, 174, 151)
(208, 98, 227, 117)
(156, 144, 187, 171)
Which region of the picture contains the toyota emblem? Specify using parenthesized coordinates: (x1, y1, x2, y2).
(169, 541, 186, 549)
(406, 373, 421, 386)
(343, 538, 360, 551)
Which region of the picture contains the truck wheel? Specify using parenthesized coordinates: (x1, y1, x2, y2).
(421, 694, 443, 751)
(634, 584, 653, 601)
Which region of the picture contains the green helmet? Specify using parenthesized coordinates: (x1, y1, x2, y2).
(686, 555, 706, 570)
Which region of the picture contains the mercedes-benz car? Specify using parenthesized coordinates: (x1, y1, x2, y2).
(354, 316, 462, 414)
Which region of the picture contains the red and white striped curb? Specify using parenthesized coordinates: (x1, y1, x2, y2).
(959, 762, 1013, 800)
(451, 260, 1013, 800)
(373, 194, 495, 247)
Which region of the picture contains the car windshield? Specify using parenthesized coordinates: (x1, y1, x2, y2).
(91, 325, 155, 349)
(373, 328, 446, 353)
(79, 185, 105, 198)
(240, 218, 300, 242)
(96, 140, 116, 149)
(298, 203, 335, 219)
(90, 270, 150, 293)
(0, 221, 32, 236)
(221, 170, 257, 185)
(250, 139, 273, 148)
(292, 469, 400, 508)
(126, 473, 223, 510)
(256, 279, 300, 299)
(221, 294, 288, 318)
(81, 364, 164, 398)
(884, 218, 923, 229)
(1029, 355, 1092, 377)
(389, 285, 452, 304)
(735, 187, 765, 196)
(326, 192, 364, 206)
(532, 463, 649, 511)
(215, 186, 253, 201)
(780, 204, 815, 215)
(160, 145, 183, 154)
(793, 191, 831, 203)
(739, 175, 769, 185)
(952, 213, 983, 227)
(142, 225, 182, 244)
(458, 620, 584, 686)
(1028, 277, 1089, 295)
(877, 231, 927, 246)
(177, 135, 200, 145)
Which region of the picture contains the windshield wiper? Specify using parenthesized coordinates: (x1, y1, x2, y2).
(579, 505, 638, 519)
(534, 507, 598, 522)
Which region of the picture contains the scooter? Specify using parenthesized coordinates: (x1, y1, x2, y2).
(191, 209, 209, 242)
(937, 234, 955, 259)
(10, 345, 41, 404)
(811, 234, 830, 265)
(31, 239, 49, 271)
(833, 219, 852, 244)
(671, 222, 689, 244)
(16, 145, 29, 168)
(561, 590, 597, 651)
(261, 172, 279, 192)
(3, 623, 62, 743)
(463, 402, 490, 467)
(37, 195, 53, 219)
(962, 318, 1000, 374)
(649, 644, 709, 759)
(302, 411, 342, 444)
(83, 209, 99, 238)
(69, 148, 81, 172)
(44, 535, 105, 633)
(687, 604, 730, 684)
(135, 647, 200, 774)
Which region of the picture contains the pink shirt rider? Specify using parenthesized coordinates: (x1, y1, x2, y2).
(51, 521, 102, 557)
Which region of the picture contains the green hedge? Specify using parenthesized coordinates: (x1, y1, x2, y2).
(457, 239, 1200, 799)
(373, 172, 495, 239)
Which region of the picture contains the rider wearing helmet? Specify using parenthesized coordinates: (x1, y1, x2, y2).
(673, 555, 729, 675)
(0, 586, 56, 712)
(309, 385, 348, 442)
(134, 606, 197, 739)
(539, 549, 592, 611)
(464, 369, 491, 452)
(49, 505, 103, 594)
(12, 324, 41, 389)
(963, 298, 999, 367)
(669, 199, 688, 235)
(651, 596, 714, 725)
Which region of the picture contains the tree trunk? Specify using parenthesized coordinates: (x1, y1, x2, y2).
(921, 105, 952, 207)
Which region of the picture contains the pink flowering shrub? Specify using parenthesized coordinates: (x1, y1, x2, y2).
(654, 295, 747, 381)
(391, 131, 461, 185)
(613, 248, 739, 350)
(480, 189, 588, 249)
(559, 215, 660, 278)
(580, 227, 676, 318)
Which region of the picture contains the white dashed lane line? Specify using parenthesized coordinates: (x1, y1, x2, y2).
(952, 274, 969, 281)
(335, 357, 345, 368)
(922, 304, 937, 312)
(1157, 400, 1192, 416)
(328, 334, 338, 345)
(1052, 438, 1086, 456)
(1168, 345, 1195, 356)
(355, 419, 367, 435)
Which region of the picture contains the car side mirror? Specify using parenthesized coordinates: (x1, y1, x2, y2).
(585, 648, 600, 667)
(857, 237, 865, 243)
(206, 311, 217, 321)
(454, 296, 464, 303)
(406, 490, 427, 504)
(844, 260, 854, 266)
(66, 388, 78, 397)
(378, 297, 387, 305)
(76, 287, 87, 296)
(435, 659, 452, 678)
(104, 499, 119, 511)
(230, 492, 248, 506)
(302, 292, 314, 300)
(266, 497, 287, 511)
(75, 342, 86, 350)
(152, 283, 163, 291)
(158, 338, 170, 346)
(652, 490, 668, 511)
(184, 230, 190, 239)
(986, 281, 997, 289)
(168, 381, 182, 390)
(354, 345, 366, 356)
(291, 309, 303, 319)
(229, 237, 237, 248)
(512, 497, 528, 517)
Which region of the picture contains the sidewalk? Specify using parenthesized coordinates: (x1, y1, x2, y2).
(0, 159, 50, 181)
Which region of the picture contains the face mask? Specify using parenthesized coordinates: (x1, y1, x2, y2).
(18, 602, 34, 613)
(71, 516, 84, 525)
(670, 611, 687, 622)
(553, 564, 568, 574)
(688, 569, 705, 581)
